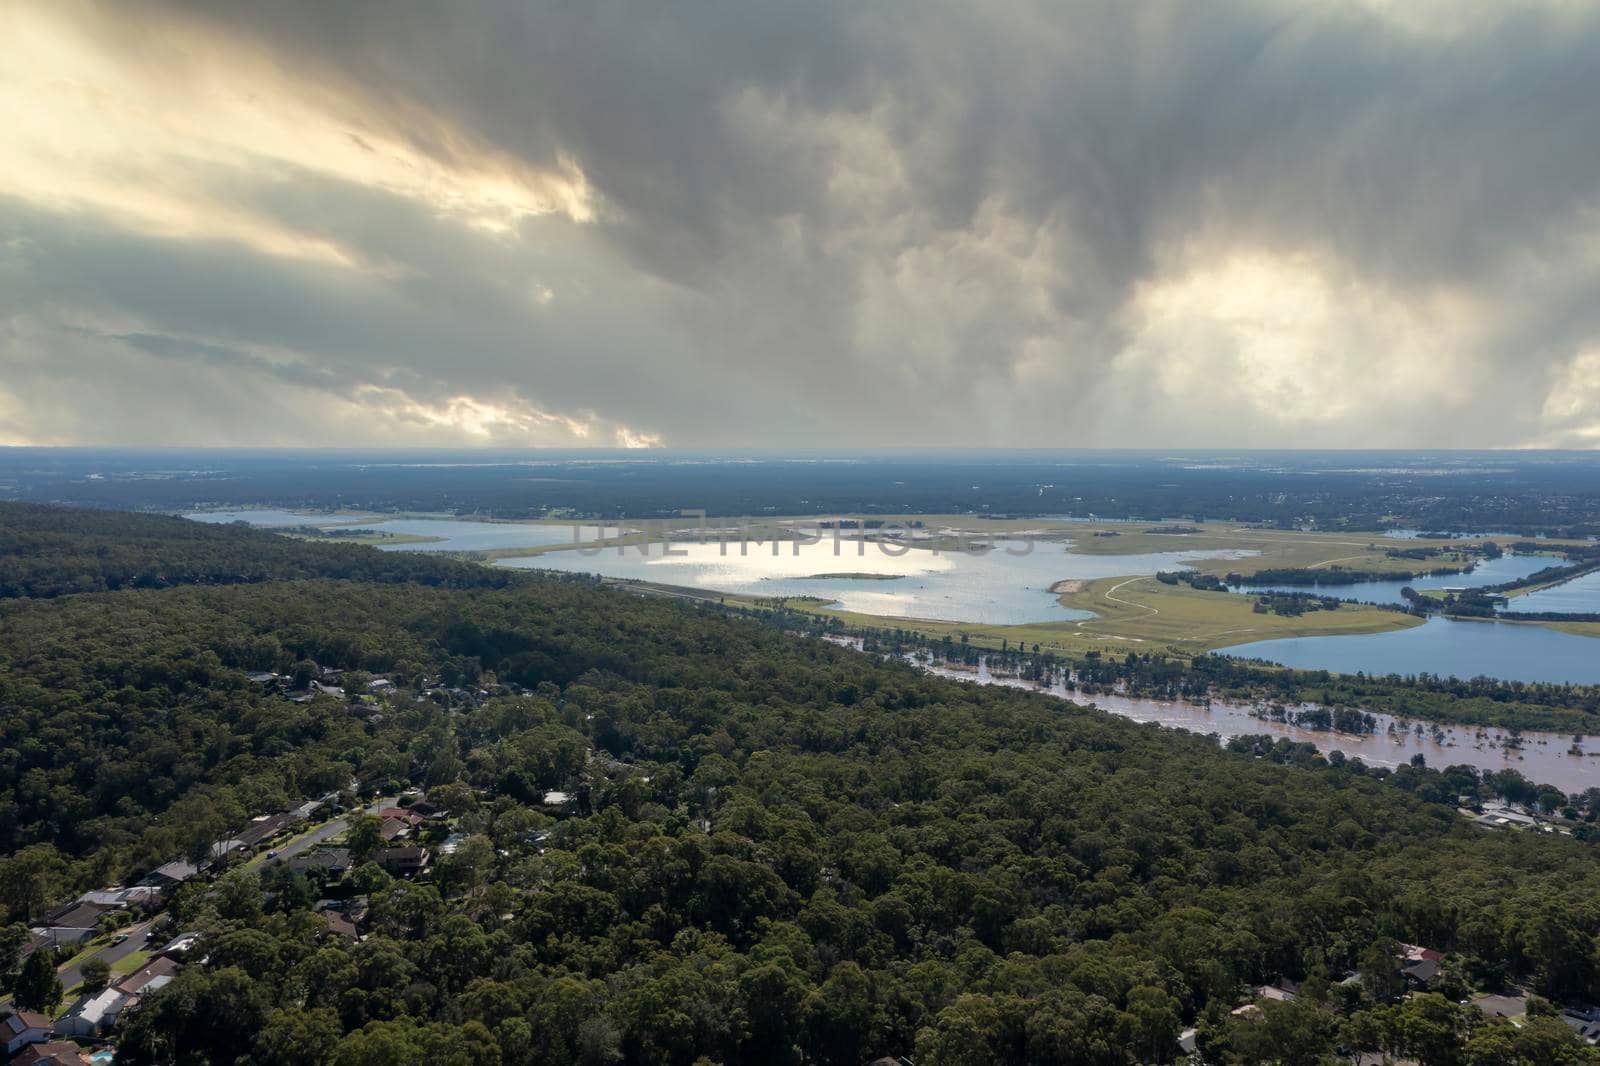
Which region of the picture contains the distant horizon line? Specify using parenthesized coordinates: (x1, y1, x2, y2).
(2, 445, 1598, 456)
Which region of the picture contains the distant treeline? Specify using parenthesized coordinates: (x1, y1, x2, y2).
(0, 502, 522, 599)
(10, 449, 1600, 534)
(1386, 539, 1501, 561)
(1229, 566, 1466, 587)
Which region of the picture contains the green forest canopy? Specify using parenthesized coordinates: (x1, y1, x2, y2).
(2, 503, 1600, 1064)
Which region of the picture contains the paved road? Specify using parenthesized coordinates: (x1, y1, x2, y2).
(260, 818, 345, 864)
(247, 795, 401, 870)
(57, 918, 152, 992)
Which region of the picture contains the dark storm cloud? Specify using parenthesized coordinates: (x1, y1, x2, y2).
(4, 0, 1600, 446)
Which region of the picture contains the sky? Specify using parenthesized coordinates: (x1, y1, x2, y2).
(2, 0, 1599, 450)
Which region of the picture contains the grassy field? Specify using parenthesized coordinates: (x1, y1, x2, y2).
(1055, 575, 1420, 650)
(1545, 621, 1600, 639)
(775, 575, 1419, 657)
(1048, 522, 1482, 577)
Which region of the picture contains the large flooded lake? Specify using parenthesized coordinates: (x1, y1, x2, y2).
(185, 511, 1600, 685)
(1227, 616, 1600, 686)
(1502, 569, 1600, 615)
(510, 537, 1257, 625)
(1233, 553, 1552, 605)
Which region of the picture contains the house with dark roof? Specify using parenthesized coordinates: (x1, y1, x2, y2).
(142, 859, 199, 887)
(1563, 1009, 1600, 1045)
(377, 846, 430, 874)
(40, 901, 117, 945)
(44, 900, 117, 931)
(237, 813, 295, 848)
(285, 847, 352, 876)
(208, 839, 247, 863)
(11, 1041, 89, 1066)
(3, 1010, 53, 1056)
(1402, 957, 1440, 986)
(115, 955, 182, 996)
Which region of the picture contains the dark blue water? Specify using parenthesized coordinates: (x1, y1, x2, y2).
(1233, 554, 1550, 606)
(1229, 617, 1600, 686)
(1501, 570, 1600, 615)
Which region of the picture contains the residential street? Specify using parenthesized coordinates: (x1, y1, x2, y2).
(57, 918, 152, 992)
(53, 796, 396, 995)
(241, 794, 400, 871)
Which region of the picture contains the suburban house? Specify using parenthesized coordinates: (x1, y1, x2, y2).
(39, 901, 118, 945)
(322, 910, 359, 939)
(3, 1010, 53, 1056)
(378, 807, 428, 827)
(115, 955, 182, 996)
(1563, 1006, 1600, 1045)
(29, 924, 92, 950)
(1402, 957, 1441, 986)
(54, 988, 131, 1039)
(285, 847, 352, 877)
(1474, 803, 1540, 831)
(11, 1041, 90, 1066)
(377, 846, 430, 874)
(237, 812, 297, 849)
(208, 838, 247, 863)
(1398, 943, 1445, 986)
(75, 886, 161, 909)
(290, 797, 329, 821)
(141, 859, 200, 889)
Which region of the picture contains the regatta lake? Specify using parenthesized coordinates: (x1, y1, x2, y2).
(187, 511, 1600, 688)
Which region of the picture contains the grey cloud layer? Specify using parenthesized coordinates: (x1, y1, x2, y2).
(4, 0, 1600, 446)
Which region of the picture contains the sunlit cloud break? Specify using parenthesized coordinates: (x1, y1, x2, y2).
(3, 0, 1600, 448)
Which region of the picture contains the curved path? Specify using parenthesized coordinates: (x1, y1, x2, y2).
(1072, 576, 1160, 641)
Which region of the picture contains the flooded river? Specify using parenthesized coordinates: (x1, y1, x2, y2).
(829, 639, 1600, 791)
